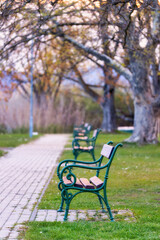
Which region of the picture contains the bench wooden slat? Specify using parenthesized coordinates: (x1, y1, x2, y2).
(71, 177, 83, 188)
(90, 176, 103, 188)
(79, 146, 93, 150)
(80, 178, 95, 189)
(63, 176, 72, 185)
(74, 146, 93, 150)
(75, 136, 88, 140)
(78, 133, 85, 136)
(101, 144, 114, 159)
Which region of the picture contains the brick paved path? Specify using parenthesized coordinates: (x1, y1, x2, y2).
(35, 209, 135, 222)
(0, 134, 69, 240)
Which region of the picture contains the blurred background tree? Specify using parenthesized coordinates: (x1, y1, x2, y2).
(0, 0, 159, 143)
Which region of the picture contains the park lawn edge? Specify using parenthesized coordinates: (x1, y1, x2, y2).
(21, 132, 160, 240)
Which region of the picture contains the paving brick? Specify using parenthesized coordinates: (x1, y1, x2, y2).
(68, 210, 77, 222)
(57, 212, 65, 222)
(0, 229, 10, 239)
(46, 210, 57, 222)
(77, 210, 87, 220)
(0, 134, 69, 238)
(8, 231, 19, 239)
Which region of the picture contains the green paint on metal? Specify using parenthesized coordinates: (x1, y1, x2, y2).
(57, 142, 123, 221)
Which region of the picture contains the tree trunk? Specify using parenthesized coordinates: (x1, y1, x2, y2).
(99, 3, 117, 133)
(101, 83, 116, 132)
(125, 51, 159, 144)
(126, 97, 158, 144)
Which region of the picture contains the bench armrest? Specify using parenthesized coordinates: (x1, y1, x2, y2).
(57, 156, 103, 179)
(58, 159, 112, 183)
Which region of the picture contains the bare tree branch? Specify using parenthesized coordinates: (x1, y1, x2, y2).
(62, 34, 132, 83)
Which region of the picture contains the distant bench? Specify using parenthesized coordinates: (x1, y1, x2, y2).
(73, 123, 92, 138)
(72, 129, 101, 161)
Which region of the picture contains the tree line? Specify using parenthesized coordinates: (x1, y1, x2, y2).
(0, 0, 160, 143)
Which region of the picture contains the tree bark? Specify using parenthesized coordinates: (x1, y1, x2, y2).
(126, 98, 158, 144)
(125, 49, 159, 144)
(101, 83, 116, 132)
(99, 3, 117, 132)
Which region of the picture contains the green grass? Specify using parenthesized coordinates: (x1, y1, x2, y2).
(22, 221, 160, 240)
(0, 150, 5, 157)
(21, 132, 160, 240)
(0, 133, 41, 148)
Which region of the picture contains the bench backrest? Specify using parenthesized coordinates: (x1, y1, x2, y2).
(101, 144, 114, 159)
(86, 125, 92, 132)
(95, 142, 123, 180)
(73, 123, 92, 138)
(83, 125, 92, 137)
(91, 129, 101, 147)
(93, 129, 97, 138)
(93, 128, 101, 138)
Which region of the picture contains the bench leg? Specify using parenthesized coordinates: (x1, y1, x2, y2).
(73, 151, 78, 163)
(64, 203, 70, 221)
(59, 190, 71, 221)
(64, 193, 71, 221)
(57, 198, 64, 212)
(103, 188, 114, 221)
(107, 206, 114, 222)
(90, 150, 96, 162)
(98, 195, 106, 213)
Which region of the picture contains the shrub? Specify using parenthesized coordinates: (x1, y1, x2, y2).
(0, 124, 7, 133)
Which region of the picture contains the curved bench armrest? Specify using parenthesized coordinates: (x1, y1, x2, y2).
(59, 160, 108, 181)
(57, 156, 103, 178)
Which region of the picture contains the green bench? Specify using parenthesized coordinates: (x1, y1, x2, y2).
(72, 129, 101, 161)
(73, 123, 92, 138)
(73, 123, 85, 133)
(57, 141, 123, 221)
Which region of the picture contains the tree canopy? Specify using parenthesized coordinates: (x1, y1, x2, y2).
(0, 0, 160, 143)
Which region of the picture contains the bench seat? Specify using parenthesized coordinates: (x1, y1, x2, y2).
(71, 177, 83, 188)
(73, 146, 93, 150)
(74, 136, 88, 140)
(90, 176, 103, 188)
(62, 176, 72, 185)
(63, 176, 104, 189)
(79, 178, 95, 189)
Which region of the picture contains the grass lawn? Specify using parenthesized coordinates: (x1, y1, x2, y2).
(0, 133, 40, 148)
(0, 149, 5, 156)
(0, 133, 41, 157)
(21, 132, 160, 240)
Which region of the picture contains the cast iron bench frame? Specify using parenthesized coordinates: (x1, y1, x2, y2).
(57, 141, 123, 221)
